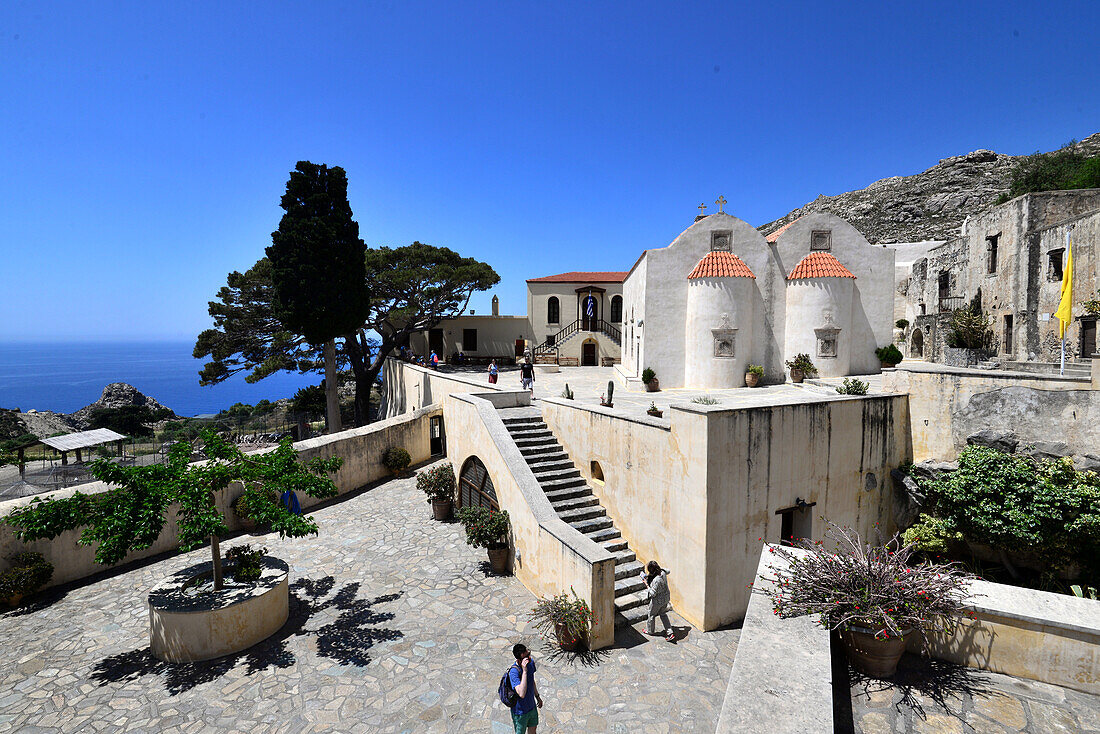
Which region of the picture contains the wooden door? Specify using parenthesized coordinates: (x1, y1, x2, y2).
(429, 329, 444, 356)
(582, 342, 597, 366)
(1083, 319, 1097, 358)
(515, 339, 525, 358)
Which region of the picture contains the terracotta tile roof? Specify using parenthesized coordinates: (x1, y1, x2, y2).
(526, 271, 628, 283)
(686, 251, 756, 280)
(787, 252, 857, 280)
(765, 216, 802, 243)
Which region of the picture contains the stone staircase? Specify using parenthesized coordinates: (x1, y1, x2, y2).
(499, 408, 649, 627)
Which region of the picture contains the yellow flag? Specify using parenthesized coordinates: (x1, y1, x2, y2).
(1055, 237, 1073, 339)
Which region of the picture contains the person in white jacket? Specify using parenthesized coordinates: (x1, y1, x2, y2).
(639, 561, 675, 641)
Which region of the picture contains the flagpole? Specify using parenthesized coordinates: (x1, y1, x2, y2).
(1060, 230, 1070, 376)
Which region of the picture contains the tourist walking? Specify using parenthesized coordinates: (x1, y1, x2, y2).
(430, 350, 440, 370)
(488, 359, 499, 384)
(639, 560, 675, 641)
(519, 358, 535, 393)
(508, 643, 543, 733)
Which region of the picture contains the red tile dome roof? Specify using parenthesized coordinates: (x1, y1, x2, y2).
(686, 251, 756, 280)
(787, 252, 856, 280)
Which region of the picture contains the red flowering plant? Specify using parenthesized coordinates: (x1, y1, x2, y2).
(529, 588, 593, 647)
(757, 521, 976, 647)
(456, 506, 509, 550)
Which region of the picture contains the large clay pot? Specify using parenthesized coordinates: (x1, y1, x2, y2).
(880, 361, 897, 369)
(646, 378, 660, 392)
(431, 499, 453, 522)
(745, 373, 761, 388)
(5, 593, 23, 608)
(487, 547, 510, 575)
(840, 625, 910, 678)
(555, 623, 588, 652)
(789, 368, 804, 384)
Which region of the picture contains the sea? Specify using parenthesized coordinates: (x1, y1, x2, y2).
(0, 341, 318, 418)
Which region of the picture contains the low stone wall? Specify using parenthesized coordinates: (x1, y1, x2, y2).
(444, 391, 617, 650)
(381, 358, 501, 419)
(0, 406, 441, 590)
(884, 363, 1095, 460)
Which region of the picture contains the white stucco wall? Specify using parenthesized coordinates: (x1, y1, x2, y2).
(685, 276, 755, 387)
(407, 315, 529, 361)
(784, 279, 854, 377)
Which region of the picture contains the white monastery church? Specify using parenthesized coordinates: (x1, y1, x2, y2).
(409, 207, 895, 388)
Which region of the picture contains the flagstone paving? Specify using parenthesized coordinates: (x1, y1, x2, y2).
(0, 461, 738, 733)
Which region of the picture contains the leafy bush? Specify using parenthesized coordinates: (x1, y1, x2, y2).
(529, 588, 593, 646)
(225, 544, 266, 583)
(946, 308, 993, 350)
(382, 446, 411, 473)
(417, 463, 456, 503)
(691, 395, 719, 405)
(902, 514, 964, 555)
(641, 367, 656, 384)
(233, 488, 278, 522)
(895, 319, 910, 330)
(0, 551, 53, 599)
(835, 378, 869, 395)
(785, 353, 817, 375)
(875, 344, 904, 365)
(456, 506, 509, 549)
(923, 446, 1100, 575)
(758, 522, 973, 644)
(747, 364, 765, 377)
(999, 141, 1100, 203)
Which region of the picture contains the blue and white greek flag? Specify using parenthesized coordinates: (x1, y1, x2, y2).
(585, 296, 596, 318)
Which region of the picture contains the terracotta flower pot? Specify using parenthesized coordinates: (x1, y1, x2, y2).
(840, 625, 910, 678)
(745, 373, 761, 388)
(646, 378, 660, 392)
(487, 547, 510, 575)
(554, 623, 588, 652)
(431, 499, 453, 522)
(880, 361, 897, 369)
(789, 368, 804, 383)
(5, 593, 23, 608)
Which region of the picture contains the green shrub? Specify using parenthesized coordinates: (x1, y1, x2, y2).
(382, 446, 411, 473)
(456, 506, 509, 549)
(691, 395, 720, 405)
(233, 488, 278, 522)
(784, 353, 817, 375)
(902, 514, 963, 555)
(895, 319, 910, 330)
(747, 364, 765, 377)
(946, 308, 993, 350)
(875, 344, 904, 365)
(835, 378, 869, 395)
(641, 367, 656, 384)
(1004, 142, 1100, 200)
(0, 551, 53, 599)
(417, 463, 456, 503)
(225, 544, 265, 583)
(925, 446, 1100, 575)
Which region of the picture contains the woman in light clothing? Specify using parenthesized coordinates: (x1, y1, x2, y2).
(488, 360, 498, 384)
(640, 560, 675, 641)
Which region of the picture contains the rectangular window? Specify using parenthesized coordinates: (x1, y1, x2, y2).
(986, 234, 999, 274)
(810, 230, 832, 251)
(1048, 249, 1065, 281)
(710, 231, 731, 252)
(462, 329, 478, 352)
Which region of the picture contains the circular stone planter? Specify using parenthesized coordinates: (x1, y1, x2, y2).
(148, 556, 289, 663)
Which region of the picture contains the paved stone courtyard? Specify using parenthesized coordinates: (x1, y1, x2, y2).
(845, 652, 1100, 733)
(0, 461, 738, 733)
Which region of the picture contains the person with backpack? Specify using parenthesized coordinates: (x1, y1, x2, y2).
(500, 643, 542, 733)
(430, 350, 440, 370)
(639, 560, 675, 641)
(519, 358, 535, 393)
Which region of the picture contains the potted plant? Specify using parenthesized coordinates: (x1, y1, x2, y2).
(382, 446, 412, 475)
(457, 506, 511, 574)
(641, 367, 659, 392)
(895, 319, 910, 331)
(646, 402, 663, 418)
(1084, 292, 1100, 315)
(875, 344, 903, 369)
(418, 462, 456, 521)
(784, 354, 817, 384)
(529, 588, 594, 652)
(0, 551, 53, 607)
(758, 521, 972, 678)
(232, 487, 277, 532)
(745, 364, 765, 388)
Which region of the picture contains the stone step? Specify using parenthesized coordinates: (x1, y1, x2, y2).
(533, 468, 581, 483)
(502, 417, 543, 426)
(572, 516, 613, 534)
(609, 546, 635, 563)
(541, 476, 589, 494)
(614, 590, 648, 611)
(549, 494, 599, 513)
(519, 444, 561, 457)
(512, 434, 557, 447)
(506, 426, 550, 438)
(614, 560, 644, 581)
(615, 576, 647, 597)
(525, 451, 570, 466)
(530, 459, 576, 474)
(557, 504, 606, 524)
(614, 605, 649, 628)
(589, 527, 622, 544)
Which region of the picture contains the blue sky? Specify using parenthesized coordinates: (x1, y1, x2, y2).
(2, 1, 1098, 341)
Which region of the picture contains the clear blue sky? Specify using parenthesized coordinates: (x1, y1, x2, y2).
(3, 1, 1098, 341)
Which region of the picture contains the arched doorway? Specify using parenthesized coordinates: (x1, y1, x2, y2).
(911, 329, 924, 358)
(458, 456, 498, 510)
(581, 339, 598, 366)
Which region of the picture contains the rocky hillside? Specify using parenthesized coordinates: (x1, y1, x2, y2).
(69, 383, 175, 429)
(1, 383, 176, 443)
(760, 132, 1100, 244)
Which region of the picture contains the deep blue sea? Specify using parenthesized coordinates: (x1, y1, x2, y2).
(0, 341, 318, 417)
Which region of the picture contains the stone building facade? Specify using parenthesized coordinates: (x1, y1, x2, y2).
(900, 190, 1100, 364)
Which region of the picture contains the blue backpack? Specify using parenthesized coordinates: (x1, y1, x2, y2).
(497, 663, 519, 707)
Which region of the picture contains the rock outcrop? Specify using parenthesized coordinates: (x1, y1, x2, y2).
(69, 383, 175, 429)
(760, 132, 1100, 244)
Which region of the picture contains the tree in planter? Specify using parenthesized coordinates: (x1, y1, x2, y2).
(874, 344, 904, 366)
(457, 506, 510, 573)
(417, 463, 456, 520)
(3, 429, 342, 591)
(382, 447, 412, 474)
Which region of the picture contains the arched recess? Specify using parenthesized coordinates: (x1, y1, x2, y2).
(458, 456, 499, 510)
(911, 329, 924, 358)
(610, 295, 623, 323)
(547, 297, 560, 324)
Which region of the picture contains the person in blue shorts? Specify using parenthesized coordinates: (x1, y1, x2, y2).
(508, 643, 543, 733)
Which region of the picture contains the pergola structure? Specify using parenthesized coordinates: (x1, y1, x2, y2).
(35, 428, 127, 466)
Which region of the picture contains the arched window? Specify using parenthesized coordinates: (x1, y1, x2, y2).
(547, 297, 560, 324)
(458, 456, 498, 510)
(610, 295, 623, 323)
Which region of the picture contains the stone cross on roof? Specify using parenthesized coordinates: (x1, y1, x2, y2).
(698, 202, 707, 216)
(716, 195, 727, 213)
